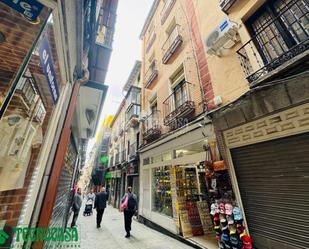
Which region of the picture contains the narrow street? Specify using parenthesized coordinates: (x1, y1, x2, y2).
(77, 205, 194, 249)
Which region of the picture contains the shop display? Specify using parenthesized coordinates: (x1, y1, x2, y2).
(152, 166, 172, 217)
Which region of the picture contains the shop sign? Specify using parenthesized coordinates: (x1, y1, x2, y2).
(39, 36, 60, 104)
(0, 0, 43, 22)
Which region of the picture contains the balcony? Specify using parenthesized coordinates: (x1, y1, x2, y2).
(143, 110, 161, 143)
(160, 0, 176, 24)
(15, 77, 37, 108)
(126, 104, 141, 128)
(237, 1, 309, 85)
(163, 81, 195, 127)
(162, 25, 182, 64)
(144, 60, 158, 88)
(129, 142, 137, 160)
(219, 0, 237, 13)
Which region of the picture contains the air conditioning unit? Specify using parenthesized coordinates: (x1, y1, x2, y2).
(205, 18, 238, 56)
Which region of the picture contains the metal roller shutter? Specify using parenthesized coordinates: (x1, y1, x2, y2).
(230, 133, 309, 249)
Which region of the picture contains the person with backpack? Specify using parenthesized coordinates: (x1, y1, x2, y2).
(121, 186, 137, 238)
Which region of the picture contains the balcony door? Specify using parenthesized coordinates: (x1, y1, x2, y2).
(247, 0, 309, 64)
(173, 79, 188, 109)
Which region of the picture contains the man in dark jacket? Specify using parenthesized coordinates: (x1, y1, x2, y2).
(71, 188, 82, 228)
(121, 186, 137, 238)
(94, 186, 108, 228)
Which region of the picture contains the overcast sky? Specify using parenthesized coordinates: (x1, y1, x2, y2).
(88, 0, 153, 153)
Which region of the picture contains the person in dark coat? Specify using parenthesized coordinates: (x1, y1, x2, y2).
(94, 186, 108, 228)
(71, 188, 82, 228)
(121, 186, 137, 238)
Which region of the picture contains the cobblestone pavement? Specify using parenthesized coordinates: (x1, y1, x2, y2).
(76, 205, 194, 249)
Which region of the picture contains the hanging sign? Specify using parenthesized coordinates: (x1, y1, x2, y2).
(39, 35, 59, 104)
(0, 0, 43, 22)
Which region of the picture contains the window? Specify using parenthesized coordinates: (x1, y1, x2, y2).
(152, 166, 173, 217)
(170, 66, 187, 108)
(247, 0, 309, 64)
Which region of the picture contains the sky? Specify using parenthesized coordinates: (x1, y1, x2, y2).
(87, 0, 153, 153)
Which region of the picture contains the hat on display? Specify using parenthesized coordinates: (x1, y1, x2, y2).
(237, 224, 245, 234)
(233, 207, 243, 220)
(225, 203, 233, 215)
(227, 215, 234, 225)
(222, 233, 230, 242)
(221, 224, 229, 231)
(211, 203, 220, 215)
(230, 234, 240, 245)
(213, 214, 220, 221)
(241, 235, 253, 249)
(224, 241, 232, 249)
(220, 203, 225, 214)
(229, 226, 237, 235)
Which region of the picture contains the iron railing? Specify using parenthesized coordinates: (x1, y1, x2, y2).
(160, 0, 176, 24)
(163, 81, 195, 126)
(162, 25, 182, 64)
(144, 60, 158, 87)
(236, 0, 309, 84)
(143, 110, 161, 142)
(16, 77, 37, 106)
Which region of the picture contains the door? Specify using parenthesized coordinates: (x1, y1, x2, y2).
(231, 132, 309, 249)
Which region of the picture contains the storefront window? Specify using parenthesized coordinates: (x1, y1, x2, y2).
(152, 166, 173, 217)
(175, 140, 206, 158)
(0, 9, 65, 232)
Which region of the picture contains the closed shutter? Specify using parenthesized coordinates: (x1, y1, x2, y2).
(49, 137, 77, 228)
(231, 133, 309, 249)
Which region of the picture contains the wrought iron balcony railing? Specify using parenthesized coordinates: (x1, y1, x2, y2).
(144, 60, 158, 88)
(162, 25, 182, 64)
(160, 0, 176, 24)
(237, 0, 309, 84)
(126, 103, 140, 127)
(16, 77, 37, 107)
(163, 81, 195, 126)
(143, 110, 161, 143)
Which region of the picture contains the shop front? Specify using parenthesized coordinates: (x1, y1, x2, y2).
(126, 161, 139, 199)
(140, 120, 223, 248)
(0, 2, 69, 247)
(109, 169, 121, 208)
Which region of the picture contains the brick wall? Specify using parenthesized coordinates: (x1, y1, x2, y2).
(184, 0, 215, 111)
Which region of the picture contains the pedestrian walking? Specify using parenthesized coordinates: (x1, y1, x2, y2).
(71, 188, 82, 228)
(94, 186, 108, 228)
(121, 186, 137, 238)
